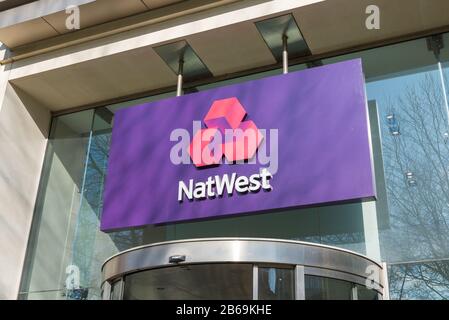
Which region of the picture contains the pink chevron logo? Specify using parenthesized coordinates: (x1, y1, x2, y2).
(188, 97, 264, 167)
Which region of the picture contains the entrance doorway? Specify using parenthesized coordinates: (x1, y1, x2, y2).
(102, 238, 386, 300)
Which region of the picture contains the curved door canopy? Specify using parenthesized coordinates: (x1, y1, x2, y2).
(101, 238, 386, 300)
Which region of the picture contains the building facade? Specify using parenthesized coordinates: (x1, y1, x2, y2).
(0, 0, 449, 300)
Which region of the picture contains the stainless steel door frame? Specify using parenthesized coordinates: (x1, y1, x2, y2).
(252, 265, 258, 300)
(101, 238, 386, 300)
(295, 265, 305, 300)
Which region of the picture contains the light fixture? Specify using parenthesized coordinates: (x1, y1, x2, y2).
(386, 114, 400, 136)
(405, 172, 417, 187)
(169, 255, 186, 263)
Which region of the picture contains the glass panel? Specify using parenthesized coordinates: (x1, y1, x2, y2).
(258, 267, 294, 300)
(355, 284, 379, 300)
(20, 31, 449, 300)
(388, 260, 449, 300)
(164, 202, 366, 254)
(305, 276, 353, 300)
(123, 264, 253, 300)
(19, 110, 94, 300)
(20, 291, 67, 300)
(322, 33, 449, 298)
(324, 35, 449, 261)
(110, 280, 123, 300)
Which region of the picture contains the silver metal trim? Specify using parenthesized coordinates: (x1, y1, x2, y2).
(382, 262, 390, 300)
(102, 238, 384, 291)
(119, 278, 125, 300)
(282, 34, 288, 74)
(101, 237, 382, 270)
(252, 265, 258, 300)
(109, 278, 125, 300)
(295, 265, 305, 300)
(176, 58, 184, 97)
(103, 237, 382, 268)
(351, 284, 358, 300)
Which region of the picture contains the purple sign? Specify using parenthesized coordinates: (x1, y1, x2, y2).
(101, 59, 375, 231)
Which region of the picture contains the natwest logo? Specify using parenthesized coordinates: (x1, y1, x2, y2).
(169, 97, 279, 174)
(188, 97, 264, 167)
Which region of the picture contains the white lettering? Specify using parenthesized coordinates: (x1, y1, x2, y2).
(65, 5, 80, 30)
(206, 176, 216, 198)
(235, 175, 249, 193)
(215, 173, 237, 196)
(178, 169, 273, 202)
(193, 182, 207, 199)
(249, 173, 262, 192)
(177, 304, 210, 317)
(178, 179, 193, 202)
(260, 168, 273, 190)
(365, 5, 380, 30)
(170, 128, 190, 164)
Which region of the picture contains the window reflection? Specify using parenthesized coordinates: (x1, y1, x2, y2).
(355, 284, 379, 300)
(258, 267, 294, 300)
(305, 276, 352, 300)
(389, 260, 449, 300)
(110, 280, 123, 300)
(123, 264, 253, 300)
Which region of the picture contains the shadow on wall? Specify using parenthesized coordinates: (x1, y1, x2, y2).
(10, 83, 51, 138)
(0, 82, 50, 299)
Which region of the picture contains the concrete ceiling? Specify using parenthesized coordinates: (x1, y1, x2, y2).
(11, 46, 178, 110)
(0, 18, 58, 48)
(7, 0, 449, 112)
(9, 18, 277, 110)
(0, 0, 183, 48)
(294, 0, 449, 55)
(186, 21, 277, 76)
(44, 0, 149, 35)
(0, 0, 36, 12)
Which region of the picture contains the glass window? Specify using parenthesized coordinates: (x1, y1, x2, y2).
(110, 280, 123, 300)
(322, 33, 449, 299)
(388, 260, 449, 300)
(258, 267, 295, 300)
(123, 264, 253, 300)
(19, 110, 95, 300)
(305, 276, 353, 300)
(19, 31, 449, 300)
(355, 284, 379, 300)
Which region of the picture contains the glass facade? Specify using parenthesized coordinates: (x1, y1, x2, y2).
(123, 264, 253, 300)
(106, 263, 379, 300)
(305, 276, 353, 300)
(258, 267, 295, 300)
(19, 32, 449, 299)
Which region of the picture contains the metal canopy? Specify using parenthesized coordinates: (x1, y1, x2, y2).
(153, 40, 213, 81)
(100, 238, 386, 300)
(255, 14, 310, 62)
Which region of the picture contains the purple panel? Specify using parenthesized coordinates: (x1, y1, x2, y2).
(101, 59, 375, 231)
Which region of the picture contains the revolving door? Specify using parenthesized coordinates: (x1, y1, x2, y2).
(101, 238, 387, 300)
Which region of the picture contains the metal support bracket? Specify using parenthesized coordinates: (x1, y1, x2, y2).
(255, 14, 309, 74)
(154, 40, 212, 97)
